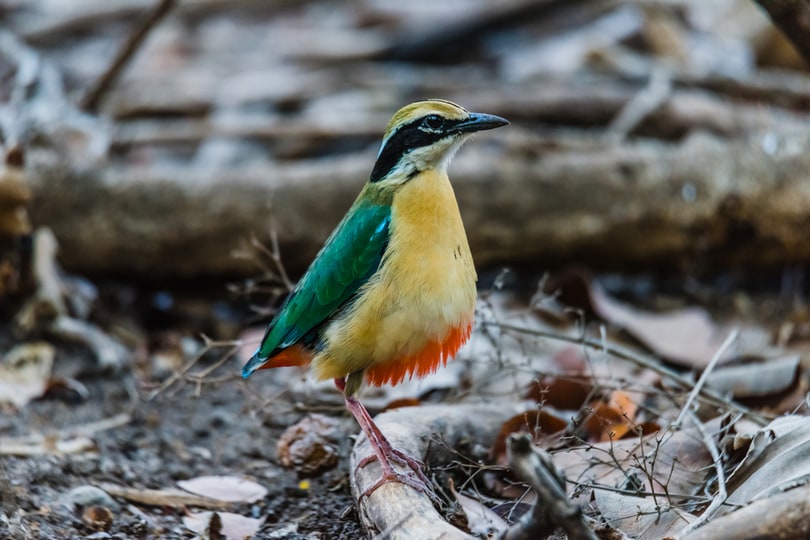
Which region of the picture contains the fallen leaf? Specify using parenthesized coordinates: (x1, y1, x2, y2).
(545, 270, 732, 368)
(0, 343, 55, 407)
(705, 355, 799, 398)
(525, 374, 592, 411)
(382, 397, 422, 410)
(490, 410, 567, 464)
(583, 390, 639, 442)
(594, 489, 695, 538)
(449, 479, 508, 538)
(724, 415, 810, 509)
(100, 483, 233, 509)
(591, 284, 731, 369)
(177, 475, 268, 503)
(183, 511, 262, 540)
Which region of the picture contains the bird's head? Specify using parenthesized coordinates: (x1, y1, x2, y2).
(370, 100, 508, 184)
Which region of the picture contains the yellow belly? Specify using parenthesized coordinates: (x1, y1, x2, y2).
(311, 169, 477, 382)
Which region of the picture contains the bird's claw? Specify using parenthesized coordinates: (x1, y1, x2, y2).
(356, 450, 441, 505)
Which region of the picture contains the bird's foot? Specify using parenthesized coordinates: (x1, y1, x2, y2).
(357, 446, 430, 486)
(356, 449, 440, 504)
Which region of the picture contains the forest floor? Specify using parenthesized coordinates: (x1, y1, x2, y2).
(0, 284, 369, 540)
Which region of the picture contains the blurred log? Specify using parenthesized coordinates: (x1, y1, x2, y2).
(26, 127, 810, 280)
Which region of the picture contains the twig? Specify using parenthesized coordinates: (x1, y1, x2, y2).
(250, 229, 294, 292)
(146, 336, 242, 399)
(80, 0, 177, 112)
(673, 329, 738, 428)
(676, 411, 728, 538)
(500, 434, 598, 540)
(606, 66, 672, 141)
(188, 345, 241, 397)
(482, 321, 765, 424)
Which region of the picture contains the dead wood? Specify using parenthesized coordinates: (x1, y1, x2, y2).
(500, 434, 597, 540)
(349, 403, 516, 539)
(27, 126, 810, 279)
(680, 483, 810, 540)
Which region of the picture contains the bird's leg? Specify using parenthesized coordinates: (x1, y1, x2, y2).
(336, 377, 437, 501)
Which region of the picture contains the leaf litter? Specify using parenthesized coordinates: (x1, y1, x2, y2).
(5, 239, 810, 539)
(466, 270, 810, 540)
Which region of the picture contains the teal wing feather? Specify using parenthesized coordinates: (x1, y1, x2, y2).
(242, 200, 391, 377)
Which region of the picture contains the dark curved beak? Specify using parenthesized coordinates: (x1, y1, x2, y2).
(451, 112, 509, 134)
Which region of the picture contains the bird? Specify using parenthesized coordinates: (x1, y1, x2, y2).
(242, 99, 508, 499)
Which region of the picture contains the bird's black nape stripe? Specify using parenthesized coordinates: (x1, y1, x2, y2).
(370, 117, 463, 183)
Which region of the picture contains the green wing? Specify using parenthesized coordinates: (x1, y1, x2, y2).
(242, 199, 391, 377)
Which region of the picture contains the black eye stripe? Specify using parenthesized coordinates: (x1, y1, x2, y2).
(370, 116, 463, 183)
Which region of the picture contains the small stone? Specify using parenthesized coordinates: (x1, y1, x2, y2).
(66, 485, 120, 512)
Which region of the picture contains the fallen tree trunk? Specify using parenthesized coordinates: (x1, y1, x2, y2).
(27, 127, 810, 280)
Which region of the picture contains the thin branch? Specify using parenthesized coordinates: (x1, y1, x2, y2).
(80, 0, 178, 112)
(146, 336, 242, 399)
(606, 66, 672, 141)
(675, 411, 728, 538)
(674, 329, 738, 428)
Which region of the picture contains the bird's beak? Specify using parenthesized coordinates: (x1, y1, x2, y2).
(451, 112, 510, 134)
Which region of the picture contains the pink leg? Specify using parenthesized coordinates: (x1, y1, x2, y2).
(336, 378, 438, 502)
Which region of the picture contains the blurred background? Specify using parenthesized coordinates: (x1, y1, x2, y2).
(3, 0, 810, 537)
(4, 0, 810, 289)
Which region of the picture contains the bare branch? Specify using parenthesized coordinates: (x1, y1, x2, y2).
(500, 434, 598, 540)
(80, 0, 178, 112)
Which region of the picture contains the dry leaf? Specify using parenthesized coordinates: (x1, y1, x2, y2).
(525, 374, 592, 411)
(177, 476, 267, 503)
(183, 511, 262, 540)
(449, 479, 508, 538)
(583, 390, 639, 442)
(590, 283, 730, 369)
(0, 342, 55, 407)
(705, 355, 799, 399)
(490, 410, 567, 465)
(594, 489, 695, 538)
(546, 270, 732, 368)
(724, 415, 810, 509)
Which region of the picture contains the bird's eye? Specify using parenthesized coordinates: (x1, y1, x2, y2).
(421, 115, 444, 131)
